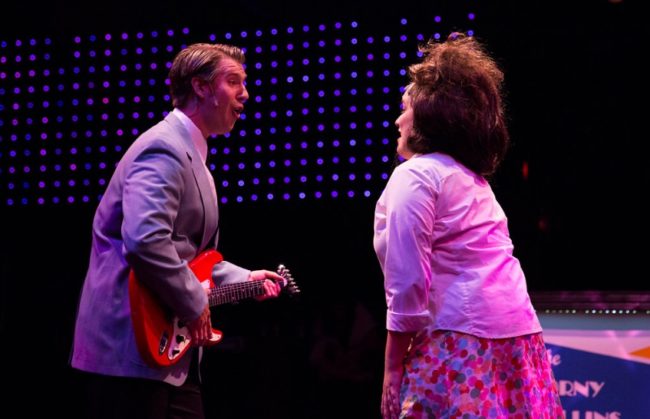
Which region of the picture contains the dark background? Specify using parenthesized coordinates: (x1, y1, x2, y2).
(1, 0, 646, 417)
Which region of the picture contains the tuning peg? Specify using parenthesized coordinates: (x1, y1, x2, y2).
(274, 264, 300, 295)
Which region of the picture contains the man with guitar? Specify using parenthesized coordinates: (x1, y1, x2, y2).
(71, 43, 283, 419)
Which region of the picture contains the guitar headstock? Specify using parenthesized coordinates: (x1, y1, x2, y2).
(277, 264, 300, 296)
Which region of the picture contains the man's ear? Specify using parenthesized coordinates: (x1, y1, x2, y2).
(191, 77, 209, 101)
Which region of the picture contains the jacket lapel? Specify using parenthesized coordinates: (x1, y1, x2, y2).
(164, 113, 218, 253)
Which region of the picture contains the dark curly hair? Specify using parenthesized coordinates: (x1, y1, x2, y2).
(406, 32, 509, 176)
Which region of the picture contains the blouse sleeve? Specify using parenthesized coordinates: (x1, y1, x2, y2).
(379, 163, 436, 332)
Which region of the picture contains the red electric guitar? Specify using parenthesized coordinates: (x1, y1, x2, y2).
(128, 249, 299, 368)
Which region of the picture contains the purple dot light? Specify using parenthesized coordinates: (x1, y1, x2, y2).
(2, 16, 457, 208)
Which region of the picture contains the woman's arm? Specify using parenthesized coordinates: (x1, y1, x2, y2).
(381, 330, 415, 419)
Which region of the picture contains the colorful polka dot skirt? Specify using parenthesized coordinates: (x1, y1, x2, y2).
(400, 330, 564, 418)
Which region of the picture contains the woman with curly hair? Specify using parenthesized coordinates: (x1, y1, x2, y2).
(375, 33, 564, 418)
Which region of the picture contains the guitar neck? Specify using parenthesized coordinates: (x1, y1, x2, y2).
(208, 281, 266, 306)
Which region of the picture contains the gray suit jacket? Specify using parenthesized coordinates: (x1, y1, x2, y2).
(71, 112, 249, 385)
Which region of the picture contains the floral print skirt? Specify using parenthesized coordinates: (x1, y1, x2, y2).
(400, 330, 564, 418)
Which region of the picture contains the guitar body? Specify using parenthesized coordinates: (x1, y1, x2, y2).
(130, 249, 299, 368)
(129, 249, 225, 368)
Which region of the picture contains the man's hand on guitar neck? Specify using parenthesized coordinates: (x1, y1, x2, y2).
(248, 270, 283, 301)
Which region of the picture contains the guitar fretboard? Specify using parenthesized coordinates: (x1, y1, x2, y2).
(208, 281, 266, 306)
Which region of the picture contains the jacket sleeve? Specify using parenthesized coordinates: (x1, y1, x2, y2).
(122, 139, 208, 323)
(211, 261, 251, 286)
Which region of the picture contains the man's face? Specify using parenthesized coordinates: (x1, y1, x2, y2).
(207, 58, 249, 135)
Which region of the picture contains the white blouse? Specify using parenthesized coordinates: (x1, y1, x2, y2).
(374, 153, 541, 338)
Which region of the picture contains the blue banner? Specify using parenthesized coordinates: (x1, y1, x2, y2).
(544, 330, 650, 418)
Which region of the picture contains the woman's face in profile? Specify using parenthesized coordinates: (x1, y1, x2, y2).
(395, 85, 415, 160)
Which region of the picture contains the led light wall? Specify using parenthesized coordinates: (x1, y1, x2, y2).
(0, 16, 476, 206)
